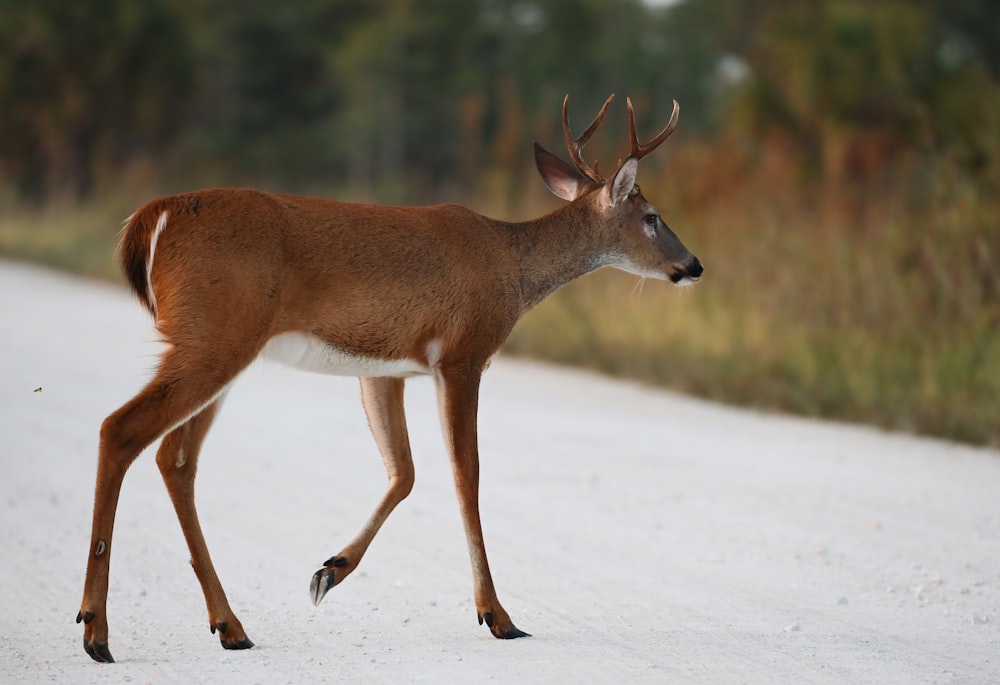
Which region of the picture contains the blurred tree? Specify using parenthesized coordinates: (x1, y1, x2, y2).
(927, 0, 1000, 79)
(171, 0, 371, 186)
(2, 0, 996, 202)
(698, 0, 1000, 181)
(325, 0, 687, 195)
(327, 0, 486, 193)
(0, 0, 193, 201)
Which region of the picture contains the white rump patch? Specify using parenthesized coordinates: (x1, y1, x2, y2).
(147, 210, 169, 316)
(260, 332, 430, 378)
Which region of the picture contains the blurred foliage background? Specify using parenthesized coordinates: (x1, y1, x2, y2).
(1, 0, 998, 445)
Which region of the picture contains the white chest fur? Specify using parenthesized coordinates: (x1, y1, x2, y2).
(260, 332, 430, 378)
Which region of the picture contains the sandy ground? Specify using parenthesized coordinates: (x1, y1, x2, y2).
(1, 259, 998, 684)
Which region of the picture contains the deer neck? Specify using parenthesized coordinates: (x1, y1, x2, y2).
(501, 201, 614, 313)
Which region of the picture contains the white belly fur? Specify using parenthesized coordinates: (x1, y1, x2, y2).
(260, 332, 430, 377)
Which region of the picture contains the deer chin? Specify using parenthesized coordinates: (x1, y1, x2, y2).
(670, 273, 699, 287)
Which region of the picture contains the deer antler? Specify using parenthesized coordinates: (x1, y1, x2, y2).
(626, 97, 679, 161)
(562, 94, 615, 185)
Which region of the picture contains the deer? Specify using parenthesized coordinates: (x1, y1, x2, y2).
(77, 93, 702, 662)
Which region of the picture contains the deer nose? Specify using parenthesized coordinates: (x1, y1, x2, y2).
(685, 257, 703, 280)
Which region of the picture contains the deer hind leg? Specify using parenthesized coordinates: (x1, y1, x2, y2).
(311, 376, 415, 605)
(155, 394, 254, 651)
(77, 345, 255, 663)
(435, 364, 529, 639)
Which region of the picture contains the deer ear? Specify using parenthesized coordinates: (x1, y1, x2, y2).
(534, 142, 596, 201)
(607, 157, 639, 208)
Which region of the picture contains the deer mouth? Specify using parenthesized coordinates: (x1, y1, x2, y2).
(670, 257, 703, 285)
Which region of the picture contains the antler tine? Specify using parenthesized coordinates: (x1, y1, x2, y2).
(562, 93, 615, 185)
(626, 97, 679, 160)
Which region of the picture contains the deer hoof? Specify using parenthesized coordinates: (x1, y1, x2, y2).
(478, 611, 531, 639)
(221, 636, 255, 650)
(310, 556, 349, 606)
(310, 567, 336, 606)
(83, 638, 115, 663)
(496, 625, 531, 639)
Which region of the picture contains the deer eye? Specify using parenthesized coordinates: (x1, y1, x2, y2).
(644, 213, 659, 227)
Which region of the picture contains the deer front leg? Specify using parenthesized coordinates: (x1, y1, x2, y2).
(311, 377, 415, 605)
(435, 364, 529, 639)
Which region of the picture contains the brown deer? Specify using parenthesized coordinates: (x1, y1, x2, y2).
(77, 94, 702, 662)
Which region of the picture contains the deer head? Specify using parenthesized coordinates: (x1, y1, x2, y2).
(533, 94, 702, 286)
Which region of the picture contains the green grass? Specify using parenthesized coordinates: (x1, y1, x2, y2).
(2, 167, 997, 446)
(0, 201, 127, 281)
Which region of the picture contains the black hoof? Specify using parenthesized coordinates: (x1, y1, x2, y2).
(310, 567, 336, 606)
(495, 626, 531, 639)
(478, 611, 531, 639)
(221, 636, 255, 650)
(310, 556, 348, 606)
(83, 639, 115, 663)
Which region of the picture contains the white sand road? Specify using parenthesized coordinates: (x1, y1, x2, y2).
(1, 259, 998, 684)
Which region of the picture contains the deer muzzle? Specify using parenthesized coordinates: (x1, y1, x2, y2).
(670, 256, 703, 285)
